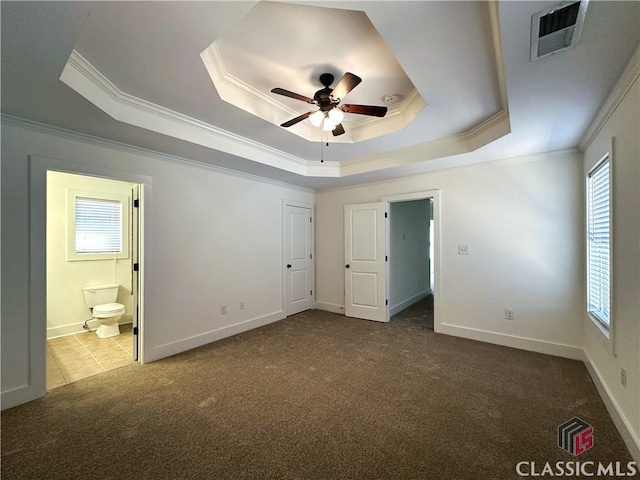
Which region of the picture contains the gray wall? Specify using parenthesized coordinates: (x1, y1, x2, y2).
(1, 121, 313, 408)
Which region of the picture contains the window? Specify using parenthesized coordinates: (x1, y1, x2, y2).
(67, 190, 130, 261)
(586, 155, 610, 330)
(75, 197, 122, 254)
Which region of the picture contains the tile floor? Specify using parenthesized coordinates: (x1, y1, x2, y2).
(47, 323, 135, 390)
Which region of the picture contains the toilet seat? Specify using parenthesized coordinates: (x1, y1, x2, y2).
(93, 303, 125, 318)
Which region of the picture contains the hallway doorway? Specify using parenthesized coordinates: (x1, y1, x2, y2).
(382, 190, 440, 331)
(388, 198, 434, 329)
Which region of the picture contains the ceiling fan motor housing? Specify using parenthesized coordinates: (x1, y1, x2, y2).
(314, 87, 339, 111)
(271, 71, 385, 136)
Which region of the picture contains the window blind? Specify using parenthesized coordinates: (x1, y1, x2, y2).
(586, 158, 610, 327)
(75, 197, 122, 254)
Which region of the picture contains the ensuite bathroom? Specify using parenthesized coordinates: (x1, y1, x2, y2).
(46, 171, 138, 390)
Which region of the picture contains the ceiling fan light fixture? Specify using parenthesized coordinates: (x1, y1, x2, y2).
(322, 116, 336, 131)
(273, 72, 384, 138)
(328, 107, 344, 124)
(309, 110, 324, 127)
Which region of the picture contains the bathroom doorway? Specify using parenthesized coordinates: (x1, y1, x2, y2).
(45, 171, 140, 389)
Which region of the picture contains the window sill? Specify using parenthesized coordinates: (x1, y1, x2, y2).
(586, 312, 615, 357)
(587, 312, 611, 339)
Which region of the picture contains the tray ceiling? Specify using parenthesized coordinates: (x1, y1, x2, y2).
(58, 1, 507, 178)
(2, 1, 639, 188)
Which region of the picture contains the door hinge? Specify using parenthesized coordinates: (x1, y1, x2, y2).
(385, 255, 388, 262)
(310, 253, 312, 259)
(310, 217, 312, 223)
(385, 299, 388, 306)
(310, 290, 313, 296)
(385, 212, 388, 218)
(133, 263, 139, 272)
(133, 326, 138, 335)
(133, 199, 140, 208)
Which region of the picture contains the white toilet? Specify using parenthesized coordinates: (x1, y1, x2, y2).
(82, 284, 125, 338)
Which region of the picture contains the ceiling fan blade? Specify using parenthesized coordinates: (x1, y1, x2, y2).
(331, 72, 362, 100)
(280, 111, 313, 128)
(332, 124, 345, 137)
(271, 88, 315, 104)
(341, 104, 388, 117)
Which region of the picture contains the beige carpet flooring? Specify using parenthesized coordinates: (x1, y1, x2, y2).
(1, 302, 635, 479)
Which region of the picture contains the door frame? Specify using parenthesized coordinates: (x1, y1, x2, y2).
(381, 190, 441, 332)
(281, 199, 315, 316)
(22, 154, 152, 408)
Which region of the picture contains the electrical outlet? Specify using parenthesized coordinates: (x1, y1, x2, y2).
(220, 305, 227, 315)
(621, 368, 627, 387)
(505, 309, 515, 320)
(458, 245, 470, 255)
(240, 302, 245, 310)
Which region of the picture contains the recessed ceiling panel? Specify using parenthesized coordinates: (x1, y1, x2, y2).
(200, 1, 426, 143)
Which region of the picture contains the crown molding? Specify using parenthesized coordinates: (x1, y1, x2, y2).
(317, 147, 580, 194)
(61, 49, 310, 175)
(340, 110, 510, 177)
(488, 0, 510, 115)
(579, 44, 640, 151)
(200, 43, 316, 139)
(0, 114, 315, 193)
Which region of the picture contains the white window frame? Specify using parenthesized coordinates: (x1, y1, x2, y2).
(586, 153, 611, 339)
(67, 189, 130, 261)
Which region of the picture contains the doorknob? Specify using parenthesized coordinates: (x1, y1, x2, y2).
(287, 264, 292, 268)
(345, 264, 350, 268)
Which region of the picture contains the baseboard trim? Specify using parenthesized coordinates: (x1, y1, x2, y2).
(47, 315, 133, 339)
(437, 323, 583, 360)
(315, 302, 345, 314)
(390, 290, 430, 317)
(583, 350, 640, 462)
(145, 311, 285, 362)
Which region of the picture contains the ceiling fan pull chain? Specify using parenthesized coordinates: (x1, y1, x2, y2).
(320, 131, 330, 163)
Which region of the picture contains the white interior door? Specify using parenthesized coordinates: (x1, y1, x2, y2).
(284, 203, 314, 316)
(344, 202, 389, 322)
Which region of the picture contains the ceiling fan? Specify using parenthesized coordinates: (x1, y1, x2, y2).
(271, 72, 387, 137)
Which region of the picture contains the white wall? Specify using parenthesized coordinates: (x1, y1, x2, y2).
(1, 121, 313, 408)
(582, 69, 640, 458)
(316, 149, 584, 359)
(47, 171, 134, 338)
(389, 199, 430, 314)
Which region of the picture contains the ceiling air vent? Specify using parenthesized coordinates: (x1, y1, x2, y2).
(531, 1, 589, 61)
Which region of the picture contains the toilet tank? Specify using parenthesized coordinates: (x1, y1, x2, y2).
(82, 284, 120, 308)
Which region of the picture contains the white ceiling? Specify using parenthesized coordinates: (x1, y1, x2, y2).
(2, 1, 639, 190)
